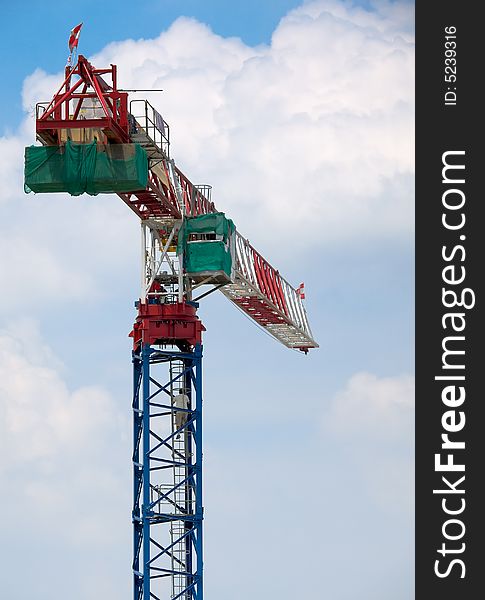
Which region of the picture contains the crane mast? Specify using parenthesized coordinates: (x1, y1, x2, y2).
(26, 54, 318, 600)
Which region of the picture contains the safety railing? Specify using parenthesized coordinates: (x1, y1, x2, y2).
(195, 184, 212, 203)
(36, 102, 50, 120)
(129, 99, 170, 157)
(174, 169, 216, 216)
(233, 232, 313, 338)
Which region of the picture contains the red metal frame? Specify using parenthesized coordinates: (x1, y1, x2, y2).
(36, 55, 130, 145)
(116, 162, 218, 221)
(232, 295, 289, 325)
(130, 302, 205, 350)
(252, 249, 288, 315)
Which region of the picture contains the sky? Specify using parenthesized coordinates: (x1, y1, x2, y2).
(0, 1, 414, 599)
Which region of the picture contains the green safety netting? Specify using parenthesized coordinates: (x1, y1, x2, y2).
(185, 241, 233, 276)
(24, 141, 148, 195)
(178, 212, 235, 278)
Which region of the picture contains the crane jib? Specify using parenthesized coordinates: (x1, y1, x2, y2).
(31, 55, 317, 351)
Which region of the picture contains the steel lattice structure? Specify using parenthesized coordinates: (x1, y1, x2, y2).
(27, 52, 318, 600)
(133, 346, 203, 600)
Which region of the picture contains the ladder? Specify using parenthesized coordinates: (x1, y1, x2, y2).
(170, 359, 193, 600)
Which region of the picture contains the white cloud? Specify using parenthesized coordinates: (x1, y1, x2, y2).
(0, 320, 131, 592)
(0, 149, 139, 311)
(326, 370, 414, 439)
(323, 370, 414, 515)
(0, 4, 413, 598)
(0, 0, 414, 318)
(11, 0, 413, 262)
(0, 130, 29, 203)
(0, 1, 415, 324)
(0, 231, 96, 310)
(0, 320, 126, 471)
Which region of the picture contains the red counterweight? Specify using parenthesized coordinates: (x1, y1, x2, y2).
(130, 302, 205, 350)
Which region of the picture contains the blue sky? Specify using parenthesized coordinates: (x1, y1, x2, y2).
(1, 0, 305, 133)
(0, 1, 414, 599)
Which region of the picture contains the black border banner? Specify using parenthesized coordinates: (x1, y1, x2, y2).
(416, 2, 484, 597)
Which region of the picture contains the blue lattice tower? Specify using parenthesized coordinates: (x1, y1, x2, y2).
(132, 338, 203, 600)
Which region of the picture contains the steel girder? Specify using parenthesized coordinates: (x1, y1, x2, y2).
(133, 345, 203, 600)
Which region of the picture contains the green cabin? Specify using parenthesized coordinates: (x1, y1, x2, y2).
(177, 213, 236, 285)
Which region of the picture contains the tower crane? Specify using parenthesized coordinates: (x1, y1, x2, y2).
(25, 54, 318, 600)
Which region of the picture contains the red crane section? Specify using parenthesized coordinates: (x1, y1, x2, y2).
(36, 55, 130, 144)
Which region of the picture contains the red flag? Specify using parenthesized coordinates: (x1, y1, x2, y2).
(68, 23, 83, 52)
(297, 283, 305, 300)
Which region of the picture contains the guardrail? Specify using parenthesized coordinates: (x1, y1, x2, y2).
(129, 99, 170, 157)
